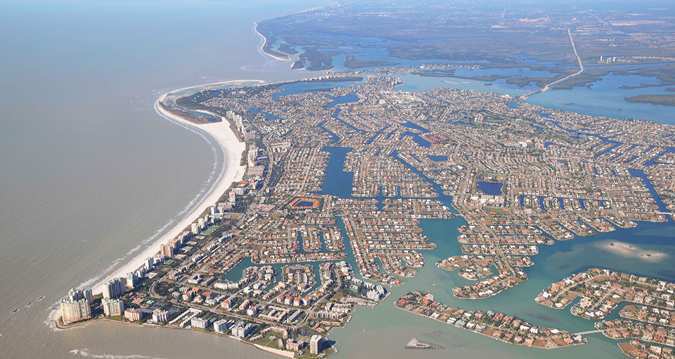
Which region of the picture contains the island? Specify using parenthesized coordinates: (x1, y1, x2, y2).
(536, 268, 674, 359)
(51, 69, 674, 357)
(396, 291, 585, 349)
(626, 95, 675, 107)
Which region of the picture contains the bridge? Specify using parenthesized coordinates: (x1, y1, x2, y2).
(574, 329, 605, 336)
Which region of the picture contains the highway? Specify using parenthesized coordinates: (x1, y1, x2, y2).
(521, 28, 584, 99)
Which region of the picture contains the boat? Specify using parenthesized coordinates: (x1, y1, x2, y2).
(405, 337, 433, 349)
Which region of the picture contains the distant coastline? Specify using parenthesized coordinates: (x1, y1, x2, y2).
(253, 22, 293, 63)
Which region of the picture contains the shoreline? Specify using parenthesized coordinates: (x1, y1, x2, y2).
(86, 27, 358, 297)
(46, 72, 363, 327)
(64, 316, 296, 359)
(394, 305, 584, 350)
(49, 75, 354, 323)
(253, 22, 294, 63)
(49, 80, 254, 324)
(94, 88, 247, 292)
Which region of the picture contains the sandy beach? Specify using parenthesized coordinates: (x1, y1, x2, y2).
(596, 240, 668, 263)
(88, 84, 250, 295)
(253, 22, 293, 63)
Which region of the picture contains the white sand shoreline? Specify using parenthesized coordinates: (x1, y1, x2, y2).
(253, 22, 293, 63)
(90, 90, 247, 294)
(47, 80, 258, 325)
(48, 74, 342, 324)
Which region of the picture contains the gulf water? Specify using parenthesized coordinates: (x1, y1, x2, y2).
(0, 1, 323, 358)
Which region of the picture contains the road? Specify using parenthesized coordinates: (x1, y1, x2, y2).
(521, 28, 584, 99)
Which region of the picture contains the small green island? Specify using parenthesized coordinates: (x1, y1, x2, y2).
(625, 94, 675, 107)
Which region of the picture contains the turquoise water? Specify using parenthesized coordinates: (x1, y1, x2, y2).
(629, 168, 672, 218)
(129, 46, 673, 359)
(402, 120, 430, 132)
(331, 215, 675, 358)
(326, 92, 359, 108)
(223, 257, 255, 282)
(328, 43, 486, 72)
(316, 108, 674, 358)
(401, 131, 432, 148)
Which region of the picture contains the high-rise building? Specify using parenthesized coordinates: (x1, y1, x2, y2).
(125, 272, 137, 289)
(66, 288, 93, 304)
(145, 257, 154, 271)
(59, 298, 92, 325)
(59, 287, 93, 325)
(152, 309, 170, 324)
(213, 319, 230, 334)
(190, 317, 210, 329)
(102, 278, 125, 299)
(160, 243, 174, 258)
(102, 298, 125, 317)
(124, 308, 143, 322)
(232, 321, 256, 338)
(310, 335, 324, 355)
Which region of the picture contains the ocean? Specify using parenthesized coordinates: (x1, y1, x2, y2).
(0, 1, 322, 358)
(0, 1, 672, 358)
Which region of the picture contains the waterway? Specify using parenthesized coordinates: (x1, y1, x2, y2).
(396, 71, 675, 125)
(308, 104, 674, 357)
(261, 76, 675, 358)
(330, 204, 675, 359)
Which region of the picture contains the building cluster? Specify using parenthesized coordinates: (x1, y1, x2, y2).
(59, 288, 93, 325)
(618, 340, 673, 359)
(57, 72, 673, 355)
(373, 81, 673, 299)
(536, 268, 674, 359)
(396, 291, 585, 349)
